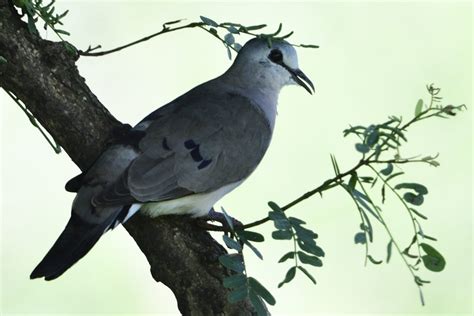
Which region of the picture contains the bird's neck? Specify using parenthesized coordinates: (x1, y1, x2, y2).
(219, 74, 280, 130)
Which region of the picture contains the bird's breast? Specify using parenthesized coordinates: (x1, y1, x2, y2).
(138, 180, 243, 218)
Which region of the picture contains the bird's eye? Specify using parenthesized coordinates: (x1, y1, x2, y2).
(268, 49, 283, 63)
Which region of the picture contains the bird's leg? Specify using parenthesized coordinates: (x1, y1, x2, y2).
(202, 207, 243, 231)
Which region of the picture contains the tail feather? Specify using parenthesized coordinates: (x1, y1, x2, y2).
(30, 210, 119, 281)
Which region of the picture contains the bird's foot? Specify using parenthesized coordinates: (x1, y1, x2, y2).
(199, 208, 243, 231)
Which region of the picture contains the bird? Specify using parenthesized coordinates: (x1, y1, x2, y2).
(30, 37, 314, 280)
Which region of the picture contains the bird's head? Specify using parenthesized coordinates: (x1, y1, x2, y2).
(227, 38, 315, 94)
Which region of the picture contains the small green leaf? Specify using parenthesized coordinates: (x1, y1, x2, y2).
(248, 277, 276, 305)
(237, 230, 264, 242)
(226, 25, 240, 34)
(13, 0, 27, 8)
(223, 274, 247, 288)
(420, 243, 446, 272)
(269, 207, 290, 230)
(27, 14, 39, 35)
(350, 188, 381, 222)
(200, 15, 218, 27)
(297, 266, 316, 284)
(297, 251, 323, 267)
(221, 208, 234, 231)
(330, 154, 341, 175)
(410, 208, 428, 220)
(297, 240, 325, 257)
(228, 285, 248, 303)
(219, 254, 244, 273)
(299, 44, 319, 48)
(233, 43, 242, 52)
(55, 29, 70, 36)
(414, 275, 431, 286)
(380, 163, 394, 176)
(209, 27, 218, 35)
(419, 287, 425, 306)
(355, 143, 370, 154)
(278, 252, 295, 263)
(386, 240, 393, 263)
(381, 184, 386, 204)
(348, 172, 358, 191)
(268, 201, 283, 212)
(249, 291, 267, 316)
(243, 240, 263, 260)
(367, 255, 383, 265)
(163, 19, 183, 26)
(288, 217, 306, 226)
(63, 42, 77, 56)
(360, 176, 374, 184)
(224, 33, 235, 45)
(223, 235, 242, 251)
(244, 24, 267, 31)
(268, 210, 286, 222)
(395, 183, 428, 195)
(403, 192, 424, 206)
(0, 56, 7, 65)
(294, 225, 318, 242)
(278, 266, 296, 288)
(415, 99, 423, 116)
(272, 218, 291, 230)
(272, 230, 293, 240)
(366, 130, 379, 147)
(420, 234, 437, 241)
(354, 232, 366, 244)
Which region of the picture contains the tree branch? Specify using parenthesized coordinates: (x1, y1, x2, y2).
(0, 1, 254, 314)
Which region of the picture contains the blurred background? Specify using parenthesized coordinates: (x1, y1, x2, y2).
(1, 1, 472, 315)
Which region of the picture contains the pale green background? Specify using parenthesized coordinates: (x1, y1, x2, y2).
(1, 1, 472, 315)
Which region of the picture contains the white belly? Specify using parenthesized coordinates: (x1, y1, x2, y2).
(131, 181, 242, 219)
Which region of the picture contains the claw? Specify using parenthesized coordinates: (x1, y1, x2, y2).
(206, 208, 243, 230)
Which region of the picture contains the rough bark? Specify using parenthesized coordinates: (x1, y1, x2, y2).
(0, 1, 255, 314)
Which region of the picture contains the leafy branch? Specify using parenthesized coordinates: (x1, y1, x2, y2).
(78, 16, 319, 59)
(13, 0, 70, 40)
(268, 202, 324, 288)
(217, 210, 275, 315)
(210, 85, 465, 307)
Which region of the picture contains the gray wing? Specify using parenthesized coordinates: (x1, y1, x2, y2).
(93, 85, 272, 207)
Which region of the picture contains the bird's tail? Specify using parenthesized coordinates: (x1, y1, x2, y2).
(30, 208, 122, 281)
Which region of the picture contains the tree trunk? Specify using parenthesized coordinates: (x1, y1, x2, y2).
(0, 1, 255, 314)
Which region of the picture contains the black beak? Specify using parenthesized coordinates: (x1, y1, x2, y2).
(290, 68, 315, 95)
(274, 59, 315, 94)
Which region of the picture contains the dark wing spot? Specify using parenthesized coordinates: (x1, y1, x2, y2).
(162, 137, 171, 150)
(198, 159, 212, 170)
(184, 139, 197, 149)
(190, 146, 203, 162)
(184, 139, 211, 168)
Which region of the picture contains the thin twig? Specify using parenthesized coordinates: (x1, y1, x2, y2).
(79, 22, 204, 57)
(3, 88, 61, 154)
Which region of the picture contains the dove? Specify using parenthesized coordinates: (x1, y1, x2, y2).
(31, 38, 314, 280)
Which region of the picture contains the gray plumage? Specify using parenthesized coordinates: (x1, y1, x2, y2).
(31, 38, 314, 280)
